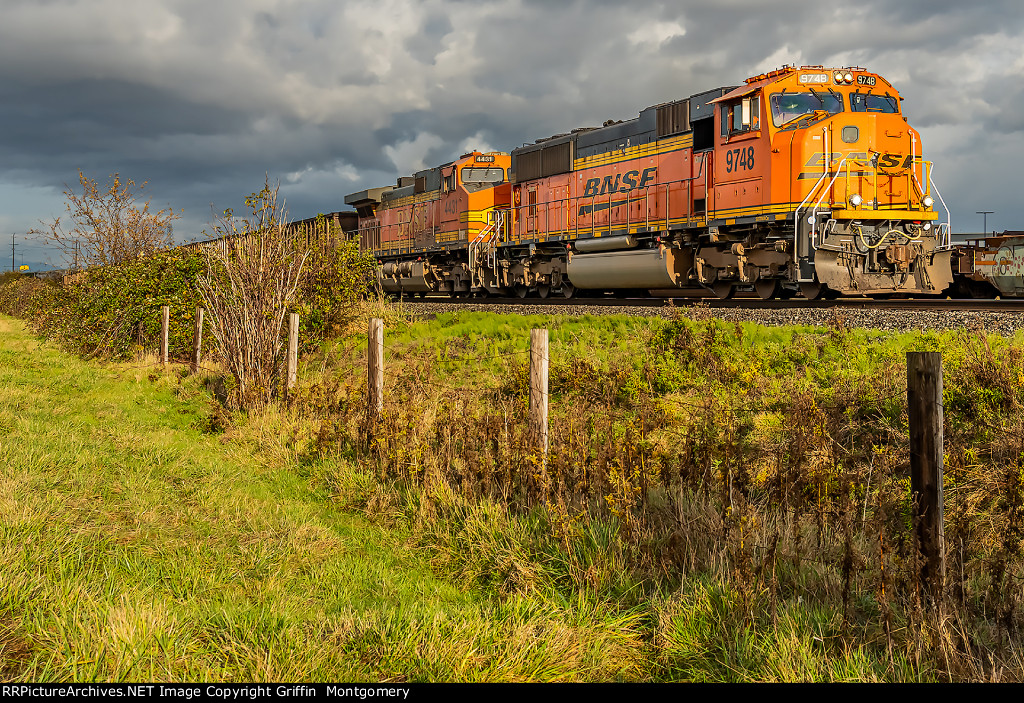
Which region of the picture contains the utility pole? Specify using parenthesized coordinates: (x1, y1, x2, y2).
(10, 234, 14, 272)
(976, 211, 994, 237)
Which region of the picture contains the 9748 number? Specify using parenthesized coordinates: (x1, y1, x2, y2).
(725, 146, 755, 173)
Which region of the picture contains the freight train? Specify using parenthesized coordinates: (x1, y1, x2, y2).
(344, 65, 973, 300)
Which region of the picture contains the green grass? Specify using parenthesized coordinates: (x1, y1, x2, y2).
(6, 304, 1024, 682)
(0, 316, 650, 682)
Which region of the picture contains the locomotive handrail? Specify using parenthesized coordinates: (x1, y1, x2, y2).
(794, 170, 832, 278)
(928, 175, 952, 249)
(468, 208, 509, 287)
(790, 153, 951, 261)
(909, 128, 929, 207)
(810, 157, 850, 248)
(837, 158, 878, 209)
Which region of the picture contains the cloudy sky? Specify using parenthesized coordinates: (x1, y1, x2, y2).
(2, 0, 1022, 269)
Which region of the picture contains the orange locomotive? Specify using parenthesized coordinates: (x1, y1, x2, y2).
(355, 65, 953, 299)
(346, 151, 511, 295)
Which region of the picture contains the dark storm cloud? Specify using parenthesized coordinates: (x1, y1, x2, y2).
(0, 77, 250, 167)
(404, 13, 454, 65)
(0, 0, 1022, 258)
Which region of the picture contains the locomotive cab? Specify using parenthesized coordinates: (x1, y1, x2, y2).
(695, 67, 952, 298)
(747, 67, 952, 297)
(712, 83, 768, 219)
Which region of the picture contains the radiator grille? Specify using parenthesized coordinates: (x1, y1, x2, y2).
(657, 101, 690, 137)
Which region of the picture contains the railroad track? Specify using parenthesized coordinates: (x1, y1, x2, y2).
(397, 294, 1024, 314)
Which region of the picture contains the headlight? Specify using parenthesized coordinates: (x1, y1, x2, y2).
(923, 223, 932, 231)
(807, 216, 816, 225)
(834, 72, 844, 82)
(923, 196, 934, 208)
(850, 194, 863, 207)
(844, 72, 854, 83)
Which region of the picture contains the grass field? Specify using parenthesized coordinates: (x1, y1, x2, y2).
(0, 315, 650, 681)
(3, 306, 1024, 682)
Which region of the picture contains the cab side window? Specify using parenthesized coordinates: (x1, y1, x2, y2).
(721, 95, 760, 137)
(443, 169, 456, 192)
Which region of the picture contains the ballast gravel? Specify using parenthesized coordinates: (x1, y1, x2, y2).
(401, 300, 1024, 336)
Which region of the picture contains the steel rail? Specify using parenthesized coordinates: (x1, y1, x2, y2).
(396, 294, 1024, 313)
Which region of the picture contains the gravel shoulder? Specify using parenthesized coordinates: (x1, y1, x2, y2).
(400, 301, 1024, 335)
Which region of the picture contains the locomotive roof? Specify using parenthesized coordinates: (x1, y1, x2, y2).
(511, 85, 735, 163)
(345, 151, 510, 209)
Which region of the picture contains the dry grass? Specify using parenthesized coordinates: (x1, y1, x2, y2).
(263, 305, 1024, 681)
(7, 299, 1024, 681)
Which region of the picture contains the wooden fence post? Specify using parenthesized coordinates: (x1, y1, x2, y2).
(286, 312, 299, 396)
(530, 328, 549, 460)
(161, 306, 169, 365)
(368, 318, 384, 421)
(907, 351, 945, 602)
(192, 307, 204, 372)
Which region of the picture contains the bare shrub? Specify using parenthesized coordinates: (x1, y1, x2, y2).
(30, 170, 178, 269)
(196, 181, 309, 410)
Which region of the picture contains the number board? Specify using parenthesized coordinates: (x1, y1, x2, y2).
(724, 146, 756, 173)
(856, 75, 876, 86)
(798, 73, 828, 84)
(475, 155, 496, 163)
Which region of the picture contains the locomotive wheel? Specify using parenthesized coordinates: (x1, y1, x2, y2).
(712, 282, 735, 300)
(800, 281, 825, 300)
(754, 279, 781, 300)
(561, 282, 576, 299)
(537, 285, 551, 299)
(514, 284, 529, 299)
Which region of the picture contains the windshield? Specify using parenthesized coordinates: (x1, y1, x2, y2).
(461, 167, 505, 184)
(769, 91, 843, 127)
(850, 92, 899, 113)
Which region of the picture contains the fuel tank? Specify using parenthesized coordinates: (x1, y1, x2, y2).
(566, 247, 692, 289)
(378, 261, 434, 293)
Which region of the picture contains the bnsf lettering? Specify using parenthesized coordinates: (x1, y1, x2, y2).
(878, 154, 914, 170)
(878, 154, 900, 169)
(601, 174, 620, 194)
(802, 152, 853, 168)
(582, 167, 657, 198)
(802, 152, 913, 170)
